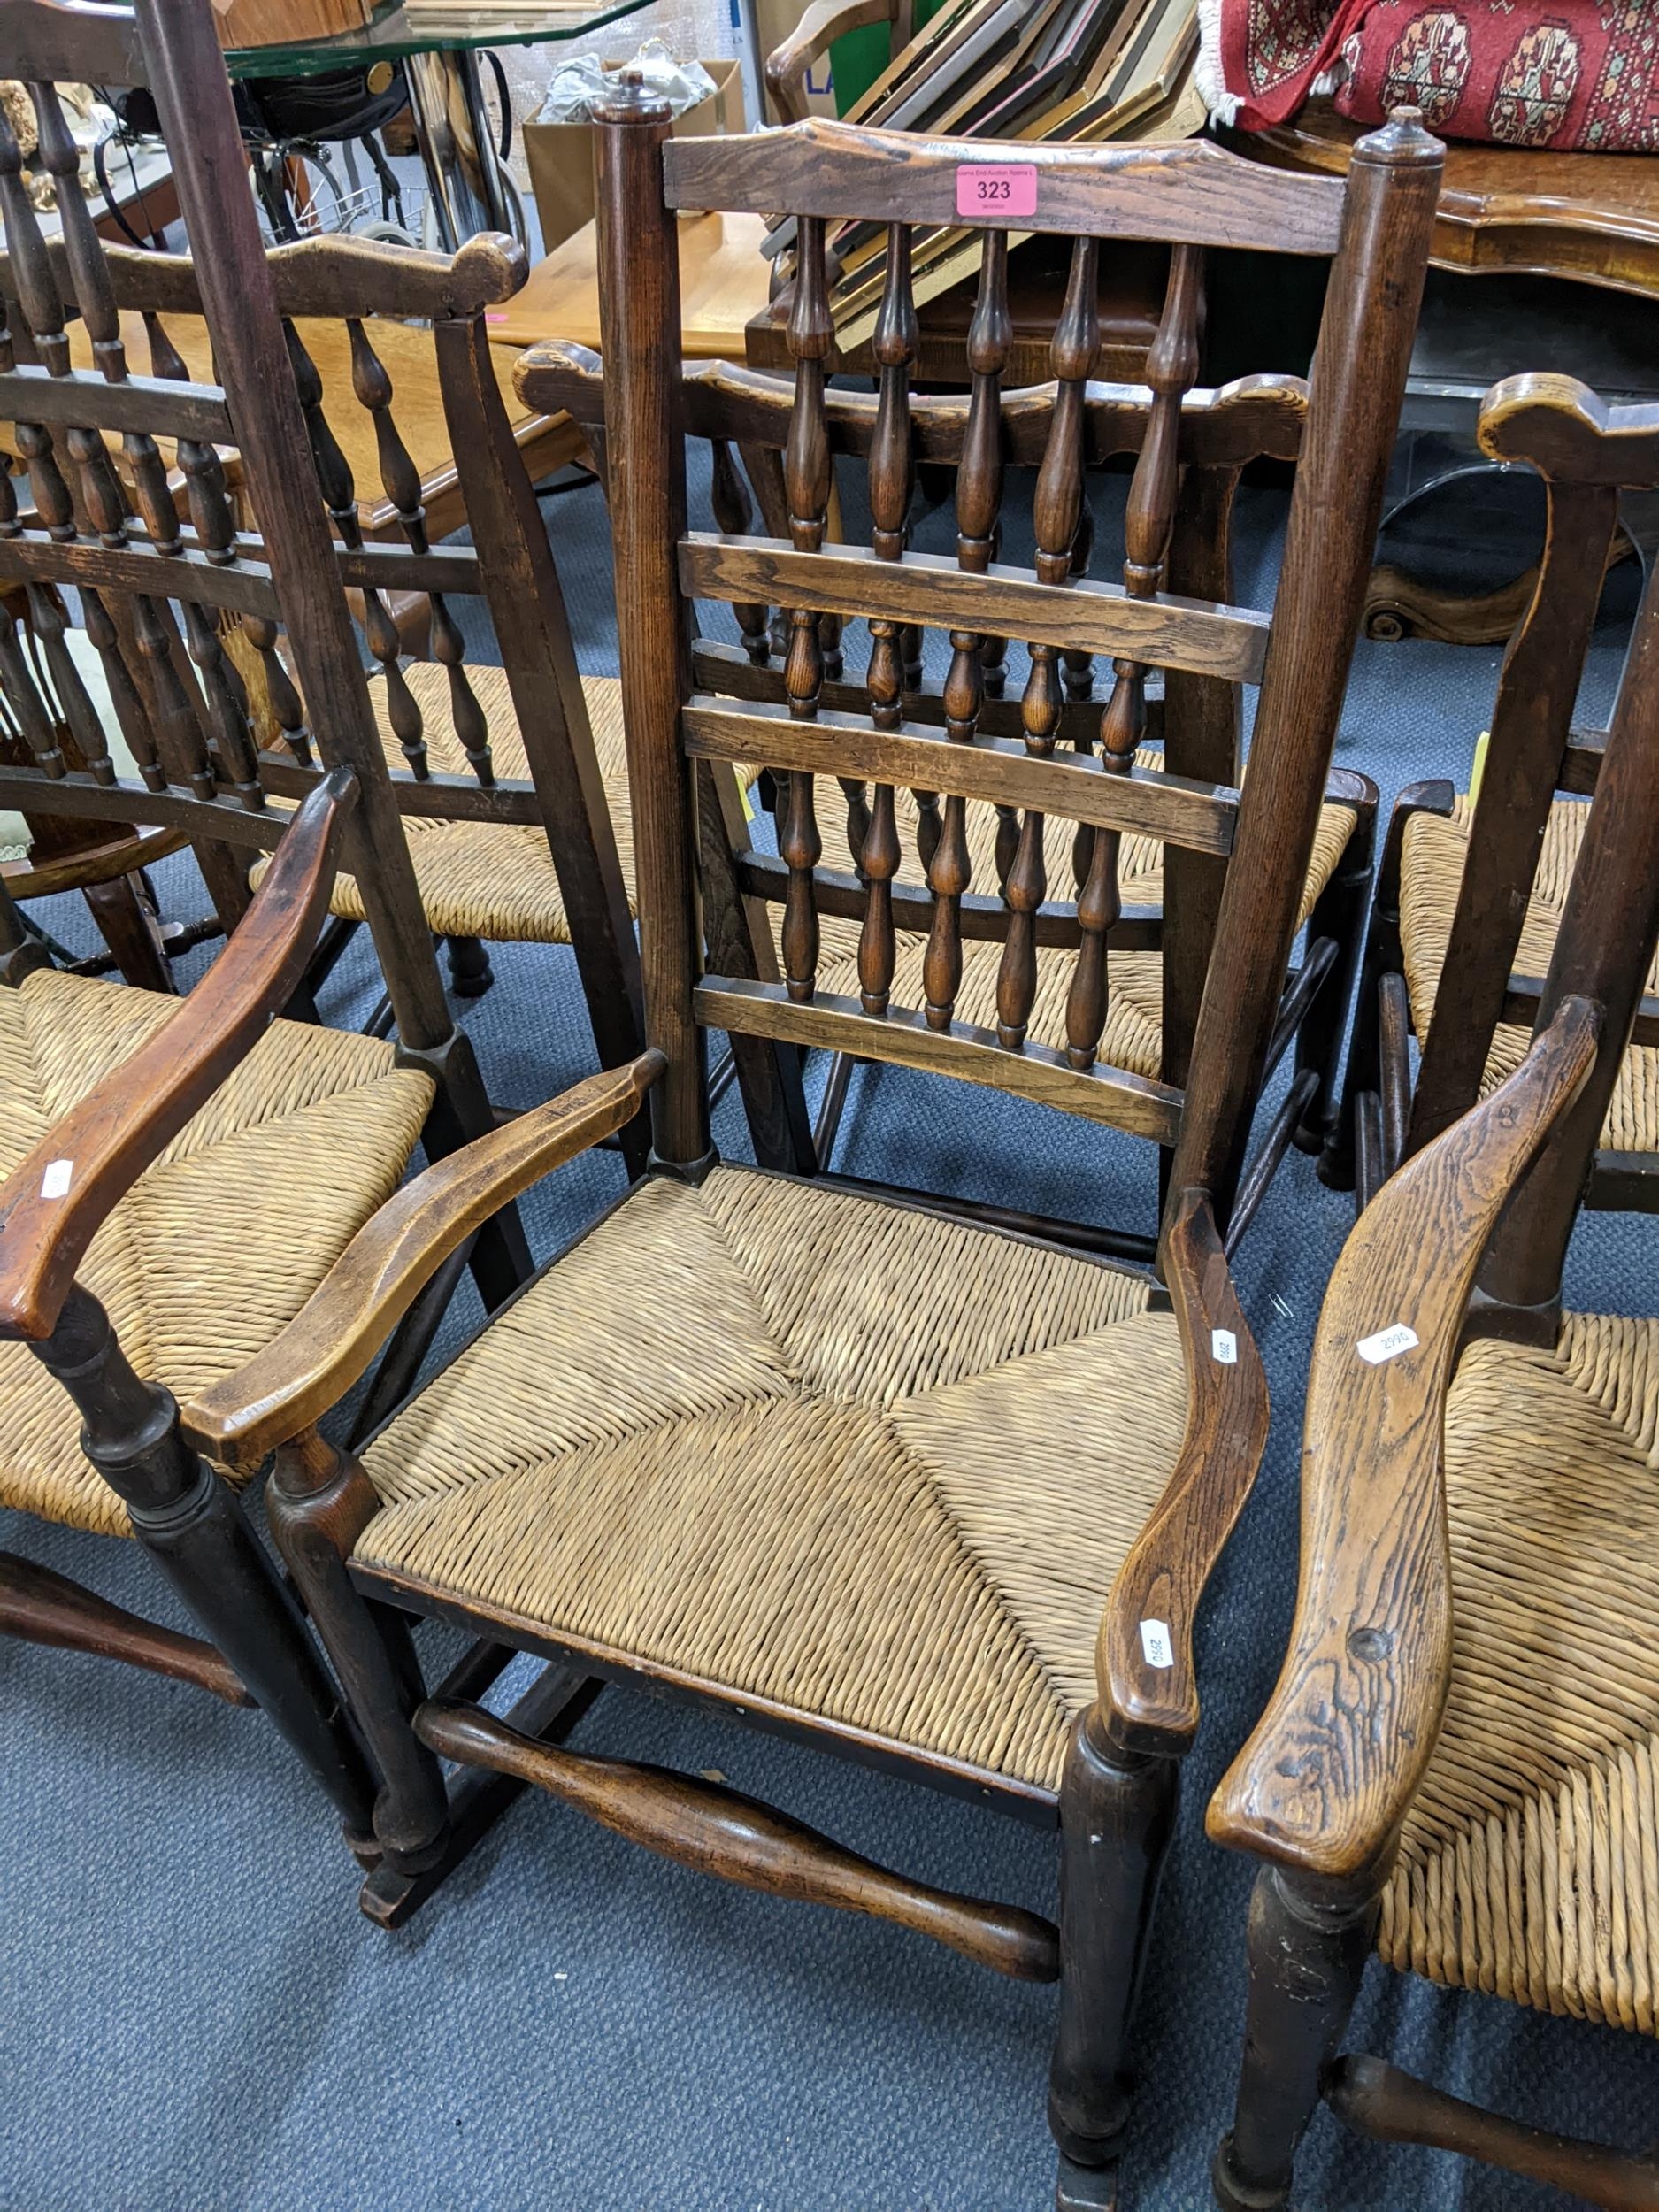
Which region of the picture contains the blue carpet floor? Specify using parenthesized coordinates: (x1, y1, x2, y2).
(3, 459, 1655, 2212)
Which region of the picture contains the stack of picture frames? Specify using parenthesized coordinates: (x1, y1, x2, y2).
(764, 0, 1204, 348)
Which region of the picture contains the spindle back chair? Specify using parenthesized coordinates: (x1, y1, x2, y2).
(522, 317, 1376, 1194)
(1, 227, 647, 1147)
(595, 103, 1433, 1241)
(1332, 371, 1659, 1224)
(170, 96, 1442, 2205)
(1208, 390, 1659, 2212)
(0, 0, 535, 1850)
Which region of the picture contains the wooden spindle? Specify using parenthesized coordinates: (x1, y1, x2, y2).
(287, 319, 427, 778)
(998, 237, 1098, 1049)
(0, 596, 65, 775)
(856, 222, 915, 955)
(26, 82, 131, 549)
(709, 439, 771, 664)
(28, 583, 114, 783)
(0, 98, 68, 375)
(1100, 246, 1204, 764)
(242, 616, 313, 766)
(775, 214, 836, 1002)
(82, 588, 164, 790)
(1068, 246, 1205, 1071)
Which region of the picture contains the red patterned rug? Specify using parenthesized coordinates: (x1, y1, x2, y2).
(1195, 0, 1659, 148)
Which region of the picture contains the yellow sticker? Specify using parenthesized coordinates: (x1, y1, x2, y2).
(1468, 729, 1490, 810)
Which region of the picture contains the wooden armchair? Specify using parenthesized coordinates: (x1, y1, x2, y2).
(173, 96, 1441, 2203)
(4, 227, 647, 1151)
(524, 285, 1375, 1191)
(0, 0, 533, 1839)
(1207, 525, 1659, 2212)
(1325, 373, 1659, 1220)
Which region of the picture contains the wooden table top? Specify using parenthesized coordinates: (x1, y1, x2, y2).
(1226, 102, 1659, 298)
(488, 211, 773, 357)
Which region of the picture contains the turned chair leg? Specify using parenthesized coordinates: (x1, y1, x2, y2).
(444, 933, 494, 999)
(267, 1425, 450, 1874)
(1048, 1711, 1180, 2208)
(1293, 780, 1378, 1161)
(1212, 1864, 1382, 2212)
(31, 1286, 379, 1858)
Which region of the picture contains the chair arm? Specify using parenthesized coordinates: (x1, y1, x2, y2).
(1206, 995, 1601, 1882)
(181, 1050, 665, 1471)
(513, 338, 605, 426)
(1095, 1187, 1271, 1758)
(0, 770, 359, 1344)
(765, 0, 902, 122)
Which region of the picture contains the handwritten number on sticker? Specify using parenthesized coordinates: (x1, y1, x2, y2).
(1140, 1619, 1174, 1670)
(40, 1159, 72, 1200)
(1211, 1329, 1237, 1364)
(1356, 1322, 1418, 1365)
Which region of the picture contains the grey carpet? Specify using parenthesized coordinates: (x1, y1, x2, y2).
(3, 457, 1655, 2212)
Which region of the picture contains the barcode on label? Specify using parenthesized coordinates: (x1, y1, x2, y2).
(1211, 1329, 1237, 1364)
(954, 162, 1039, 219)
(1139, 1618, 1174, 1670)
(40, 1159, 72, 1200)
(1356, 1322, 1418, 1365)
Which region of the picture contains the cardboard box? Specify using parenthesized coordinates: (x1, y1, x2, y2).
(524, 58, 743, 257)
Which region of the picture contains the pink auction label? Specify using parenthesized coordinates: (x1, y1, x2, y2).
(955, 161, 1038, 219)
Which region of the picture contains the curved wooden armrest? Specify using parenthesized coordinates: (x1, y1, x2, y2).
(1206, 996, 1601, 1882)
(765, 0, 902, 121)
(1478, 371, 1659, 486)
(181, 1050, 665, 1470)
(1096, 1187, 1270, 1758)
(0, 771, 359, 1344)
(513, 338, 605, 423)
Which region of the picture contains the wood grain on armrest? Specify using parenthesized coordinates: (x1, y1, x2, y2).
(182, 1050, 665, 1469)
(764, 0, 901, 121)
(1097, 1187, 1271, 1757)
(1206, 995, 1601, 1880)
(0, 770, 359, 1344)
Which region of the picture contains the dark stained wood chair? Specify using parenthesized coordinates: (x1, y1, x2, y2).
(1206, 436, 1659, 2212)
(527, 262, 1376, 1193)
(1322, 373, 1659, 1221)
(0, 0, 541, 1849)
(171, 96, 1442, 2202)
(2, 227, 647, 1134)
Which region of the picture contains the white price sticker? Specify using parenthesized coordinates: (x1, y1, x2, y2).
(1139, 1618, 1174, 1670)
(1211, 1328, 1237, 1364)
(1357, 1322, 1418, 1365)
(40, 1159, 72, 1200)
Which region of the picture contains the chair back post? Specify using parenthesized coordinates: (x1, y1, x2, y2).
(133, 0, 453, 1060)
(1477, 552, 1659, 1328)
(430, 309, 648, 1065)
(1164, 111, 1442, 1237)
(594, 81, 710, 1171)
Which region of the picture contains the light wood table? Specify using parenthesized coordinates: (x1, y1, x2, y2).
(487, 211, 774, 357)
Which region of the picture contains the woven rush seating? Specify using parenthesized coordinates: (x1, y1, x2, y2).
(323, 666, 635, 944)
(0, 969, 432, 1537)
(1401, 792, 1659, 1152)
(798, 765, 1356, 1077)
(1377, 1313, 1659, 2032)
(354, 1165, 1187, 1793)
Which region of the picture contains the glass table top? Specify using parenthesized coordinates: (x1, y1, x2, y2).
(224, 0, 656, 78)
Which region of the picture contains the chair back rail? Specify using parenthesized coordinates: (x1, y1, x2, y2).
(1404, 373, 1653, 1162)
(594, 97, 1441, 1228)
